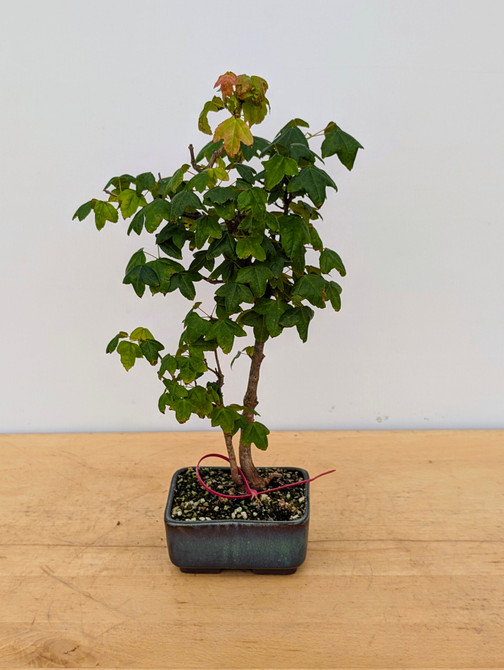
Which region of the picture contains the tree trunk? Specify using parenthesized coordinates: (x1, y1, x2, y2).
(223, 433, 243, 488)
(239, 340, 266, 490)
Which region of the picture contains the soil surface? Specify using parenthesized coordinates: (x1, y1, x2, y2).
(170, 467, 307, 522)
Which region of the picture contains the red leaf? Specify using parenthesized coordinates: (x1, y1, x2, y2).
(214, 71, 237, 99)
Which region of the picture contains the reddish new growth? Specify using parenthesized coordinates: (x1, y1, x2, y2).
(214, 71, 237, 99)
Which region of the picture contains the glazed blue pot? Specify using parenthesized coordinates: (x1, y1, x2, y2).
(164, 466, 310, 574)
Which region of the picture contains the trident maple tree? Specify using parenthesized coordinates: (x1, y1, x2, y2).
(74, 72, 362, 490)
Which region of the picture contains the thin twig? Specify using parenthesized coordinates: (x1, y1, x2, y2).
(201, 276, 224, 285)
(214, 349, 225, 389)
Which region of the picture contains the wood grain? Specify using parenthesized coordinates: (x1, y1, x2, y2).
(1, 430, 503, 668)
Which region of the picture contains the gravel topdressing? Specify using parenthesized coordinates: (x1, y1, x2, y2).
(170, 467, 308, 522)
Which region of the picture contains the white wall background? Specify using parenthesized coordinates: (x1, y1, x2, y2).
(1, 0, 503, 434)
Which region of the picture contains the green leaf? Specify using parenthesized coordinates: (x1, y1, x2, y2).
(326, 281, 342, 311)
(213, 117, 253, 157)
(207, 233, 236, 260)
(230, 349, 244, 368)
(278, 215, 310, 258)
(106, 331, 128, 354)
(196, 139, 224, 162)
(237, 310, 269, 342)
(117, 189, 144, 219)
(238, 213, 265, 235)
(73, 200, 93, 221)
(94, 201, 118, 230)
(206, 382, 222, 405)
(321, 122, 363, 170)
(286, 118, 310, 128)
(270, 125, 309, 154)
(206, 166, 229, 189)
(308, 224, 324, 251)
(290, 143, 316, 163)
(236, 187, 267, 219)
(287, 165, 337, 208)
(164, 379, 188, 398)
(279, 305, 314, 342)
(104, 174, 136, 191)
(194, 215, 223, 248)
(183, 311, 212, 343)
(136, 172, 156, 192)
(159, 354, 177, 377)
(170, 189, 201, 221)
(189, 251, 215, 274)
(156, 222, 187, 252)
(130, 327, 154, 342)
(206, 318, 246, 354)
(212, 200, 236, 220)
(292, 274, 327, 308)
(264, 212, 280, 234)
(242, 136, 271, 160)
(157, 165, 190, 197)
(169, 272, 199, 300)
(242, 99, 268, 126)
(140, 339, 164, 365)
(265, 252, 285, 278)
(254, 299, 289, 337)
(236, 236, 266, 262)
(204, 187, 236, 204)
(116, 341, 143, 371)
(128, 209, 145, 235)
(187, 171, 210, 193)
(123, 264, 159, 298)
(215, 282, 254, 313)
(157, 239, 183, 259)
(211, 406, 241, 434)
(241, 421, 270, 450)
(320, 248, 346, 276)
(198, 97, 225, 135)
(177, 356, 207, 383)
(236, 264, 273, 298)
(262, 154, 298, 190)
(147, 258, 184, 294)
(188, 386, 214, 417)
(289, 200, 320, 222)
(235, 164, 257, 184)
(125, 248, 146, 275)
(172, 398, 193, 423)
(143, 199, 171, 233)
(158, 393, 169, 414)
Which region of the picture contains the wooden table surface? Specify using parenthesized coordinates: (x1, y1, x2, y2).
(1, 430, 503, 669)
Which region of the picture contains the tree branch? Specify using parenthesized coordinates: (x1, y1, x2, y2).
(188, 144, 202, 173)
(207, 146, 225, 169)
(239, 340, 266, 489)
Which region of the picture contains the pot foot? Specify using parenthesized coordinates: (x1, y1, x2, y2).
(179, 568, 223, 574)
(251, 568, 297, 575)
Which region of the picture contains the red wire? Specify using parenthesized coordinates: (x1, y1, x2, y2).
(195, 452, 335, 500)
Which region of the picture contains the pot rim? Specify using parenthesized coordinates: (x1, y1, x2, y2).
(165, 465, 310, 527)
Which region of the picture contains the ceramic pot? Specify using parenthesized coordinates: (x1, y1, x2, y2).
(164, 466, 310, 574)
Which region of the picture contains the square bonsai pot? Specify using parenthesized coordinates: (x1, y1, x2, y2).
(164, 466, 310, 574)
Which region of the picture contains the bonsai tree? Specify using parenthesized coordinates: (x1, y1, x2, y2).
(74, 72, 362, 491)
